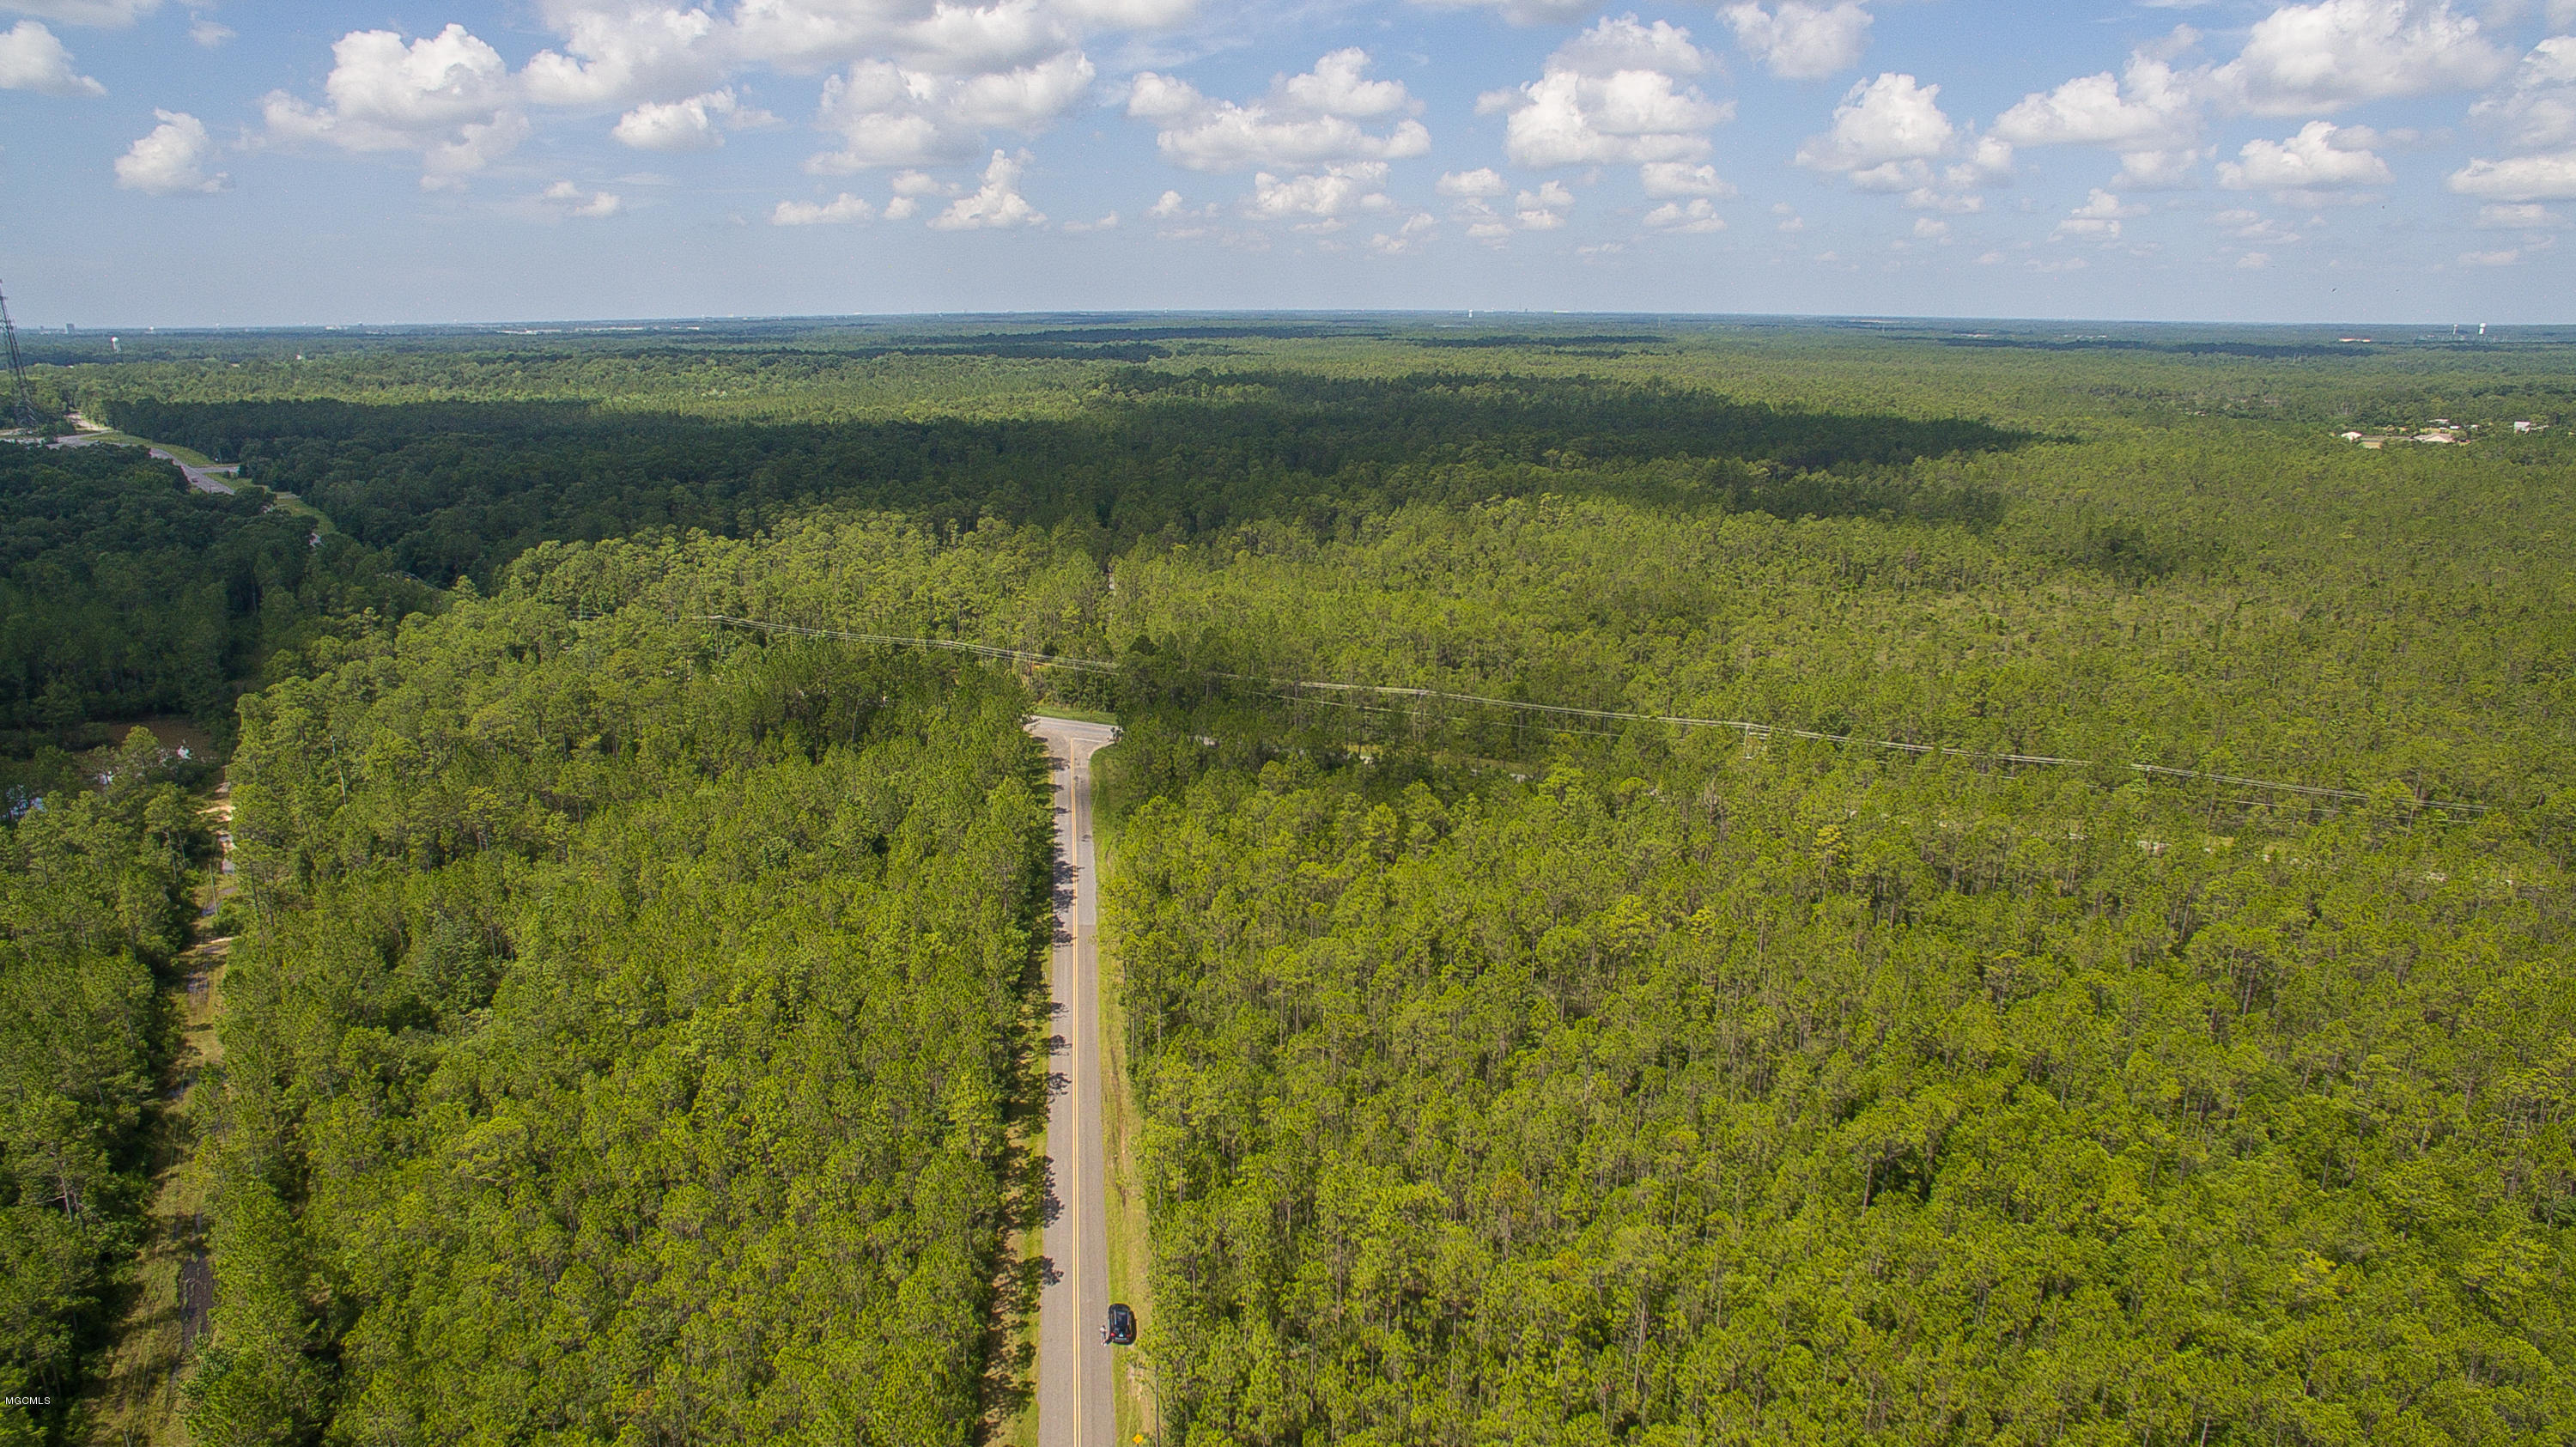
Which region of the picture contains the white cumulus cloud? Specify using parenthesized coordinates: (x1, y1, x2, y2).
(931, 147, 1044, 228)
(1990, 38, 2209, 191)
(262, 24, 528, 189)
(0, 19, 101, 94)
(1437, 167, 1506, 197)
(2072, 187, 2145, 219)
(113, 108, 228, 192)
(716, 0, 1181, 75)
(2213, 207, 2307, 244)
(1644, 197, 1724, 231)
(1797, 71, 1960, 187)
(1995, 55, 2199, 151)
(2112, 147, 2212, 190)
(811, 49, 1093, 171)
(511, 1, 1163, 174)
(2459, 236, 2556, 263)
(1722, 2, 1870, 81)
(1058, 0, 1194, 27)
(1282, 46, 1411, 117)
(1798, 71, 1951, 177)
(3, 0, 155, 26)
(1640, 160, 1734, 196)
(1483, 15, 1732, 174)
(2443, 37, 2576, 200)
(772, 191, 877, 223)
(2477, 200, 2565, 227)
(901, 2, 1083, 76)
(2448, 149, 2576, 198)
(540, 179, 623, 216)
(612, 88, 747, 149)
(1516, 179, 1574, 228)
(2218, 119, 2392, 197)
(2470, 36, 2576, 155)
(521, 4, 722, 109)
(1247, 161, 1393, 228)
(2051, 186, 2142, 239)
(1369, 211, 1437, 254)
(1127, 49, 1428, 173)
(1801, 72, 2014, 211)
(2208, 0, 2512, 116)
(1437, 167, 1520, 238)
(1407, 0, 1592, 29)
(228, 1, 1210, 191)
(1996, 5, 2518, 192)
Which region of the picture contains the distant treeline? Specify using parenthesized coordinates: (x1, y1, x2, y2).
(105, 372, 2025, 586)
(1937, 337, 2379, 360)
(1412, 333, 1663, 349)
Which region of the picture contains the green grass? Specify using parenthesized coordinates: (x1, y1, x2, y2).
(1030, 705, 1121, 727)
(76, 835, 231, 1447)
(1095, 826, 1162, 1447)
(76, 428, 222, 467)
(259, 489, 332, 530)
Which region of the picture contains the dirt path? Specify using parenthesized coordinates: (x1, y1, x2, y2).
(77, 787, 232, 1447)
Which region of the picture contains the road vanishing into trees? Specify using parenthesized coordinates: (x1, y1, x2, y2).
(39, 419, 241, 492)
(1029, 715, 1118, 1447)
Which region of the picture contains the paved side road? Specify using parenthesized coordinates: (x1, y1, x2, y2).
(1027, 715, 1119, 1447)
(19, 431, 239, 493)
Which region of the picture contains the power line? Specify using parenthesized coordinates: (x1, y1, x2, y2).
(690, 614, 1121, 672)
(0, 277, 41, 433)
(689, 614, 2490, 815)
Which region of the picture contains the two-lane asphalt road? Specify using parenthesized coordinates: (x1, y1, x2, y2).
(35, 425, 240, 493)
(1026, 715, 1118, 1447)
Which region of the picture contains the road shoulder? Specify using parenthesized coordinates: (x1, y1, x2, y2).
(1094, 816, 1163, 1446)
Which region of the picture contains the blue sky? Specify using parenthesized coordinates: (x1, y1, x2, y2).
(3, 0, 2573, 325)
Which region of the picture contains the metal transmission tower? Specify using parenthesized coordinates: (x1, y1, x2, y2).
(1, 277, 42, 432)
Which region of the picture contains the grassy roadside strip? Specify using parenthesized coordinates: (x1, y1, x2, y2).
(1094, 818, 1161, 1447)
(70, 428, 222, 468)
(1025, 702, 1120, 728)
(62, 416, 339, 532)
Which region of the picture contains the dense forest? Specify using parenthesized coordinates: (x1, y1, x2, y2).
(3, 319, 2571, 1444)
(191, 611, 1054, 1444)
(0, 736, 205, 1432)
(0, 441, 431, 801)
(98, 372, 2022, 586)
(1109, 746, 2572, 1444)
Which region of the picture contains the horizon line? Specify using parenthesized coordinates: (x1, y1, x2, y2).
(9, 308, 2562, 339)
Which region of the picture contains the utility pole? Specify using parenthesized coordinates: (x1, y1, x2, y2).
(1, 277, 43, 432)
